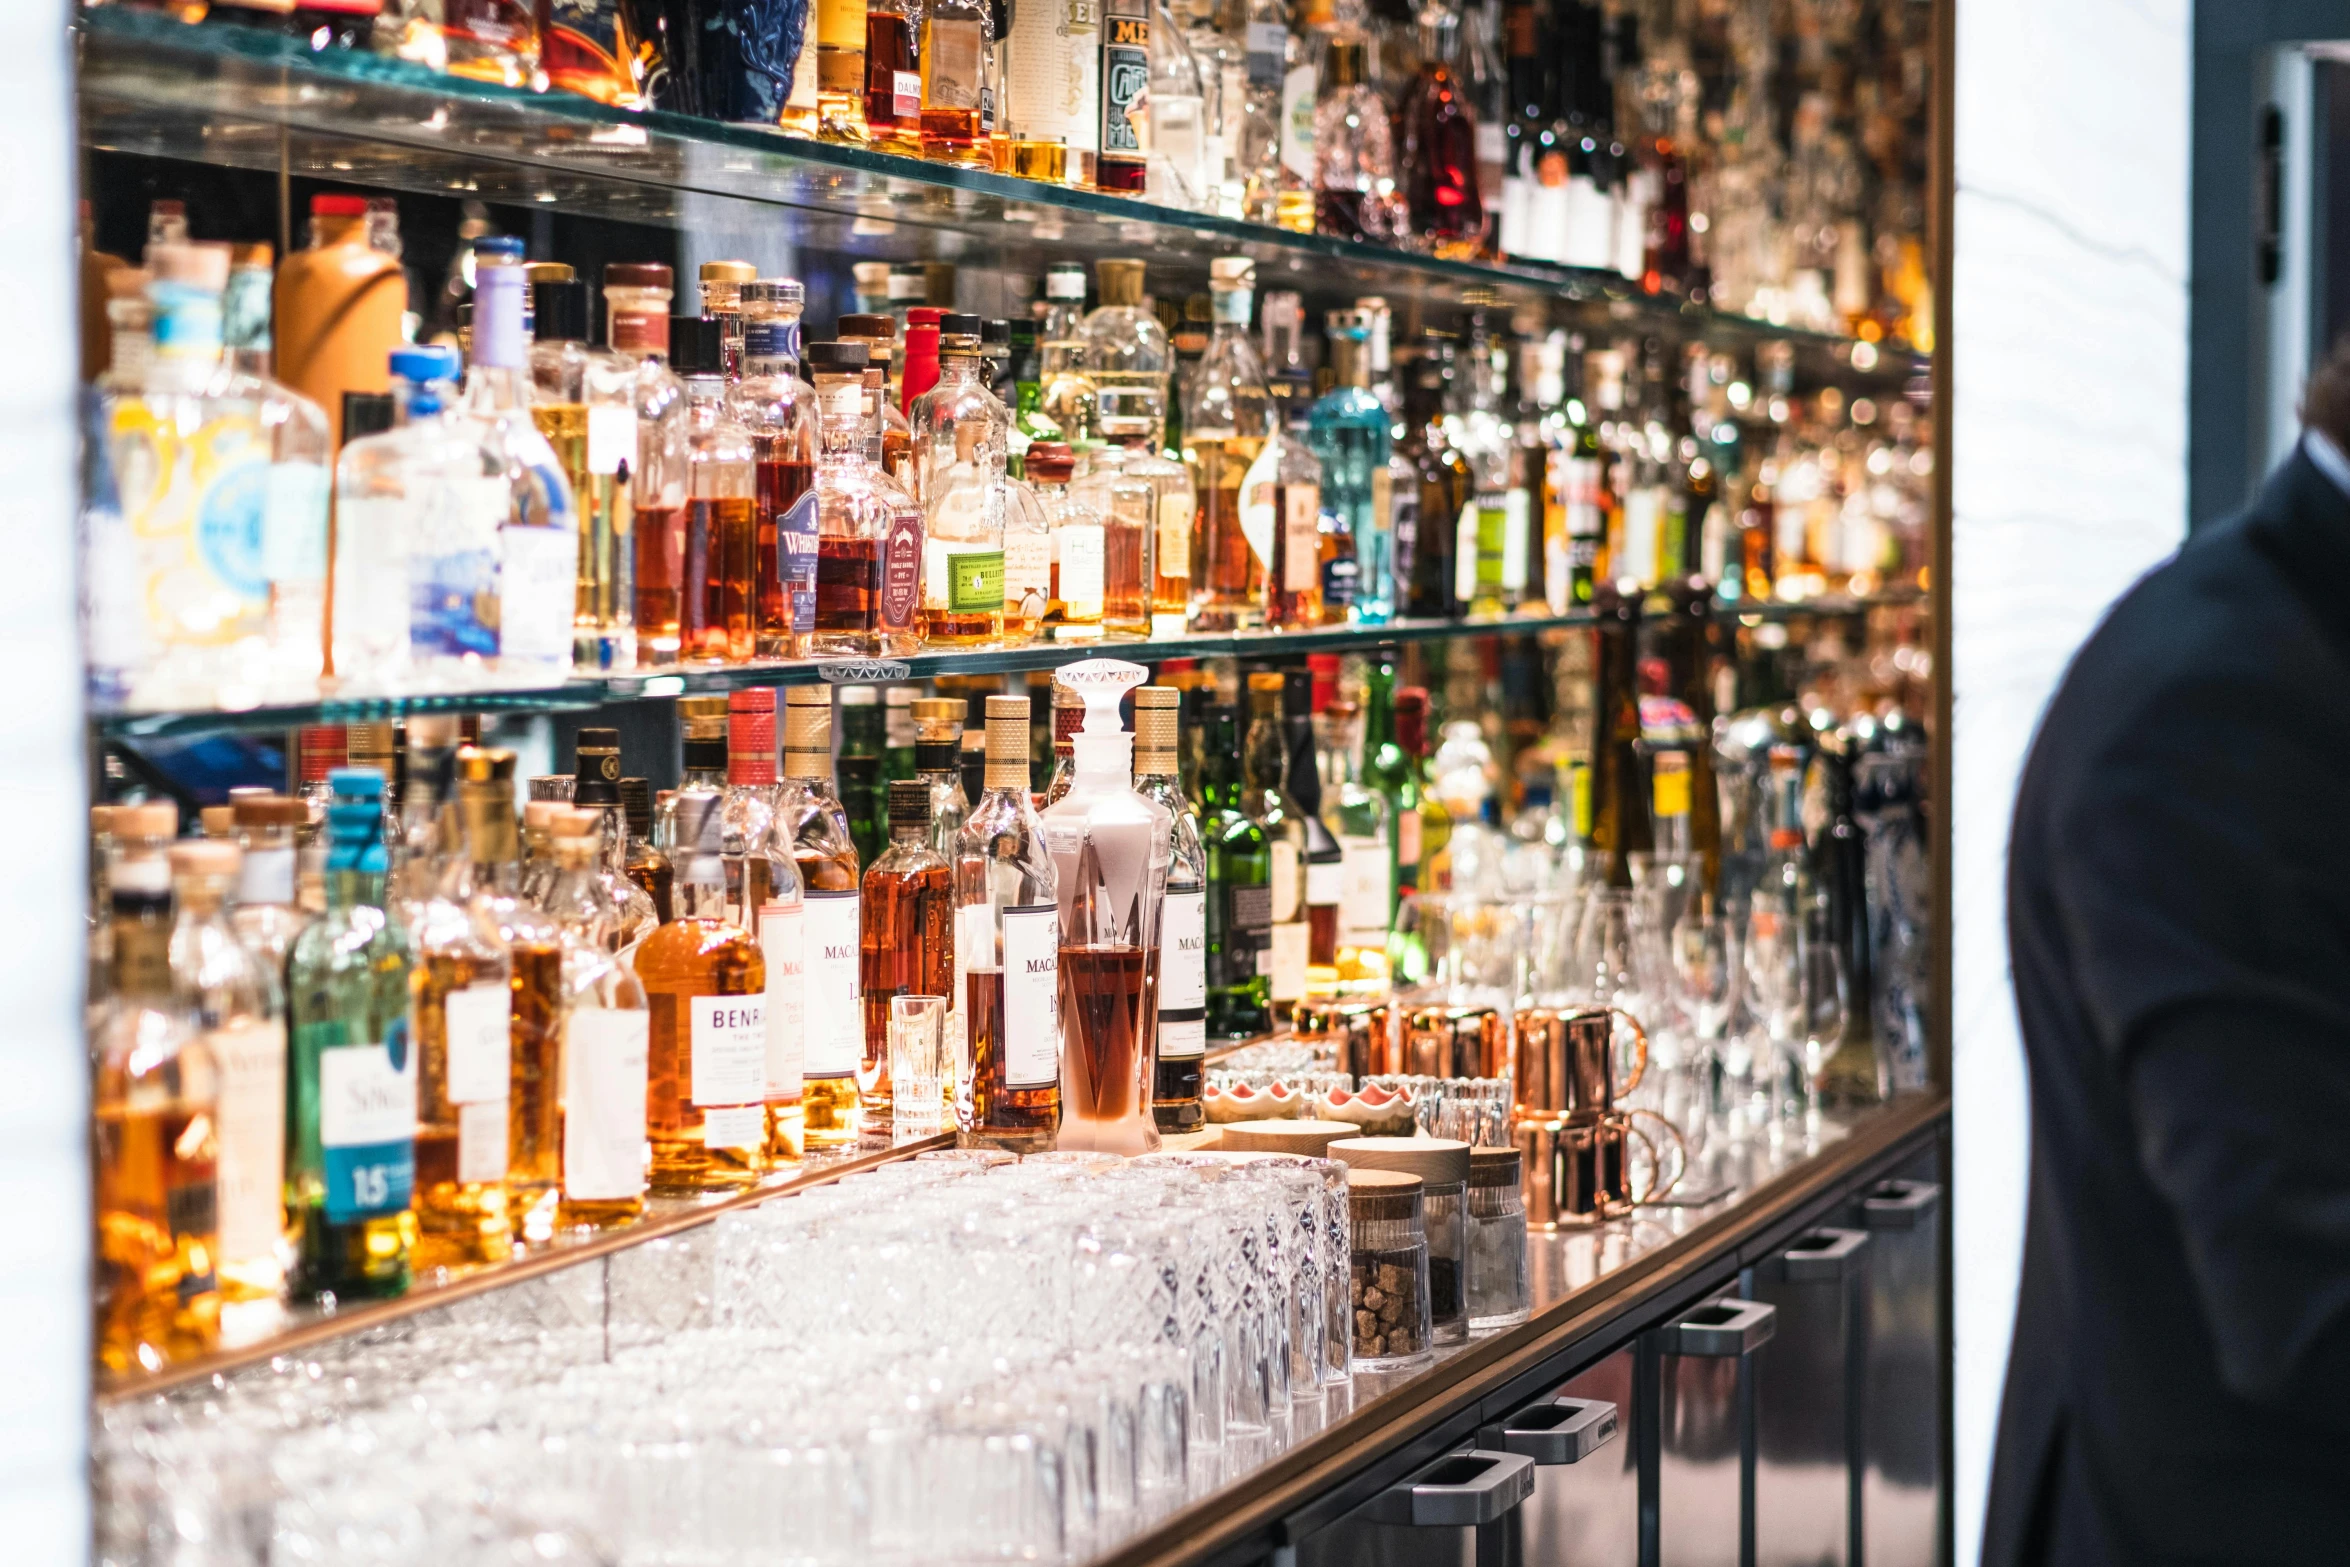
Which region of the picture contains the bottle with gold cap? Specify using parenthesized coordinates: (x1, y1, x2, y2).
(698, 260, 758, 378)
(954, 694, 1059, 1149)
(778, 686, 864, 1150)
(635, 769, 769, 1192)
(169, 837, 292, 1302)
(1135, 685, 1207, 1131)
(93, 802, 222, 1367)
(541, 807, 651, 1229)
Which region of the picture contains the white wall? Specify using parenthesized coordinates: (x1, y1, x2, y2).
(0, 1, 88, 1562)
(1949, 1, 2192, 1560)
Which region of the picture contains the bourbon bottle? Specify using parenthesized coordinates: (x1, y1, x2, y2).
(859, 779, 953, 1137)
(956, 695, 1061, 1149)
(780, 685, 865, 1150)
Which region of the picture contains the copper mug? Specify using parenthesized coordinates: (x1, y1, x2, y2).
(1294, 1000, 1393, 1079)
(1511, 1006, 1649, 1119)
(1405, 1006, 1509, 1079)
(1515, 1107, 1683, 1226)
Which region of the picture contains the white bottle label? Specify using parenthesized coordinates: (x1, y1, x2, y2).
(1156, 490, 1194, 578)
(1455, 499, 1480, 606)
(563, 1007, 648, 1202)
(1003, 903, 1061, 1090)
(1058, 521, 1106, 615)
(500, 525, 576, 673)
(1269, 840, 1300, 921)
(1620, 485, 1661, 586)
(1306, 857, 1341, 907)
(1266, 918, 1309, 1002)
(702, 1105, 765, 1151)
(443, 981, 511, 1105)
(586, 406, 638, 476)
(235, 846, 295, 908)
(1283, 484, 1320, 592)
(802, 890, 864, 1078)
(1502, 488, 1532, 593)
(331, 495, 413, 679)
(1339, 834, 1390, 942)
(212, 1017, 286, 1266)
(1159, 1014, 1205, 1062)
(760, 899, 806, 1102)
(1005, 532, 1053, 600)
(690, 993, 767, 1106)
(458, 1098, 508, 1184)
(1280, 63, 1317, 181)
(320, 1041, 416, 1149)
(1157, 888, 1205, 1012)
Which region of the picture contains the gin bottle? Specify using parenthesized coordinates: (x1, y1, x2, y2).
(464, 257, 577, 684)
(956, 695, 1061, 1149)
(1306, 309, 1393, 623)
(285, 770, 416, 1303)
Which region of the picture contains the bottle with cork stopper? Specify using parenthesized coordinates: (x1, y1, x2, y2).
(1134, 684, 1208, 1131)
(860, 778, 954, 1137)
(541, 807, 652, 1230)
(955, 693, 1060, 1149)
(779, 685, 865, 1150)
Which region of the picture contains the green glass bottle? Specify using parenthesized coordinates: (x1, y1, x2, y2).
(1201, 703, 1272, 1038)
(285, 767, 418, 1301)
(1359, 654, 1413, 916)
(837, 686, 888, 868)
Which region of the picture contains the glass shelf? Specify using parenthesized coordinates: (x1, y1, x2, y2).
(92, 592, 1918, 739)
(77, 7, 1921, 381)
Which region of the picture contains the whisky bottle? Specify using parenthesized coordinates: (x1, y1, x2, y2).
(657, 695, 731, 871)
(1074, 444, 1156, 637)
(919, 0, 993, 165)
(636, 788, 769, 1192)
(725, 687, 810, 1160)
(1202, 702, 1270, 1037)
(780, 685, 865, 1150)
(1036, 266, 1100, 456)
(542, 810, 651, 1230)
(465, 258, 578, 685)
(1096, 0, 1150, 191)
(861, 779, 954, 1137)
(1396, 0, 1487, 259)
(730, 281, 819, 658)
(571, 727, 659, 947)
(816, 0, 871, 140)
(1026, 443, 1109, 640)
(227, 791, 311, 972)
(1323, 697, 1393, 992)
(1187, 258, 1274, 631)
(1394, 339, 1467, 620)
(837, 313, 919, 491)
(697, 261, 756, 379)
(603, 264, 689, 666)
(1311, 35, 1406, 242)
(1043, 677, 1085, 808)
(1135, 687, 1207, 1132)
(1082, 258, 1172, 453)
(529, 278, 637, 671)
(721, 687, 783, 923)
(667, 316, 759, 663)
(620, 777, 674, 925)
(958, 695, 1061, 1150)
(863, 0, 923, 151)
(910, 314, 1011, 646)
(1240, 413, 1325, 630)
(1243, 671, 1308, 1015)
(1586, 581, 1651, 887)
(806, 339, 924, 657)
(93, 804, 221, 1368)
(1043, 659, 1168, 1155)
(1285, 671, 1344, 992)
(285, 769, 417, 1303)
(169, 840, 290, 1302)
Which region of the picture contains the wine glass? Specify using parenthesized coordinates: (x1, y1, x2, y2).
(1740, 886, 1805, 1136)
(1797, 899, 1850, 1132)
(1663, 901, 1739, 1191)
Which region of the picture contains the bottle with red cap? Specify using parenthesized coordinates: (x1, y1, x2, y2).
(273, 192, 405, 451)
(601, 263, 688, 665)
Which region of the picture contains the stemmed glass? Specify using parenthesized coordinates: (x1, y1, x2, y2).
(1662, 899, 1739, 1195)
(1739, 885, 1805, 1136)
(1797, 898, 1851, 1131)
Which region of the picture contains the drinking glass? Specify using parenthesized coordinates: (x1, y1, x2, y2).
(890, 994, 949, 1140)
(1798, 900, 1851, 1126)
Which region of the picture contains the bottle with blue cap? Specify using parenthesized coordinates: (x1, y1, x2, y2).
(285, 766, 419, 1302)
(331, 340, 460, 691)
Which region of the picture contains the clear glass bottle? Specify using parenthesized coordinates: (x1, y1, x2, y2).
(528, 277, 637, 671)
(921, 0, 995, 164)
(93, 805, 219, 1369)
(167, 840, 289, 1303)
(1134, 686, 1207, 1131)
(860, 780, 954, 1137)
(817, 0, 870, 141)
(467, 257, 579, 685)
(657, 315, 758, 663)
(105, 243, 330, 711)
(1036, 265, 1100, 458)
(911, 313, 1012, 645)
(732, 281, 820, 657)
(1395, 339, 1468, 619)
(1187, 259, 1273, 631)
(635, 787, 770, 1192)
(1023, 442, 1107, 639)
(1186, 0, 1250, 216)
(806, 340, 926, 656)
(621, 776, 675, 924)
(569, 727, 660, 947)
(1312, 34, 1405, 243)
(1002, 469, 1055, 642)
(863, 0, 923, 150)
(698, 260, 757, 378)
(720, 687, 786, 923)
(1240, 0, 1313, 230)
(1041, 660, 1168, 1154)
(1239, 401, 1325, 629)
(284, 770, 416, 1303)
(603, 263, 689, 666)
(780, 686, 865, 1150)
(1082, 258, 1173, 452)
(438, 0, 541, 88)
(542, 812, 651, 1231)
(227, 791, 312, 973)
(1306, 309, 1393, 624)
(1073, 445, 1156, 637)
(955, 694, 1060, 1149)
(1142, 0, 1209, 205)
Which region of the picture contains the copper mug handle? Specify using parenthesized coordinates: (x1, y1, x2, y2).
(1621, 1107, 1687, 1206)
(1606, 1006, 1650, 1101)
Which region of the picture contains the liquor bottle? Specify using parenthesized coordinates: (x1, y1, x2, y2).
(1504, 329, 1555, 610)
(721, 687, 785, 915)
(1240, 0, 1312, 230)
(433, 0, 540, 86)
(1306, 309, 1392, 625)
(1200, 702, 1270, 1037)
(1450, 309, 1510, 617)
(1241, 671, 1308, 1016)
(911, 313, 1011, 645)
(620, 777, 674, 923)
(540, 808, 652, 1229)
(983, 317, 1016, 404)
(331, 346, 458, 693)
(1132, 687, 1206, 1130)
(806, 340, 925, 656)
(1394, 339, 1467, 619)
(817, 0, 870, 139)
(636, 786, 769, 1192)
(168, 840, 289, 1302)
(1398, 684, 1445, 890)
(661, 315, 758, 663)
(957, 694, 1061, 1149)
(93, 806, 219, 1368)
(1081, 259, 1171, 451)
(1283, 670, 1343, 991)
(659, 695, 732, 865)
(901, 308, 943, 414)
(465, 257, 579, 684)
(839, 685, 888, 867)
(1586, 580, 1649, 887)
(1187, 258, 1273, 631)
(1039, 678, 1082, 808)
(1042, 659, 1168, 1154)
(272, 193, 404, 450)
(1142, 0, 1208, 205)
(221, 241, 273, 378)
(1037, 265, 1100, 457)
(1025, 442, 1109, 640)
(284, 771, 416, 1303)
(529, 278, 637, 671)
(1096, 0, 1151, 191)
(1312, 35, 1405, 243)
(1323, 697, 1392, 991)
(1186, 0, 1250, 215)
(1240, 404, 1325, 630)
(603, 264, 689, 665)
(538, 0, 650, 106)
(913, 697, 973, 854)
(1494, 0, 1547, 259)
(1812, 726, 1884, 1107)
(1001, 0, 1095, 182)
(106, 244, 330, 711)
(1357, 654, 1412, 905)
(733, 281, 819, 657)
(780, 686, 865, 1149)
(1462, 0, 1508, 246)
(860, 779, 954, 1135)
(227, 791, 311, 972)
(561, 731, 650, 947)
(1397, 0, 1486, 258)
(863, 0, 923, 150)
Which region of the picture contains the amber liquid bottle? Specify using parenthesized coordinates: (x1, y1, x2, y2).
(1586, 580, 1651, 888)
(669, 315, 758, 663)
(959, 696, 1062, 1149)
(635, 787, 769, 1193)
(864, 0, 922, 150)
(620, 777, 675, 923)
(781, 686, 866, 1150)
(860, 778, 954, 1136)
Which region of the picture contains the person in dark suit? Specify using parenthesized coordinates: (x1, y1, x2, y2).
(1984, 346, 2350, 1566)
